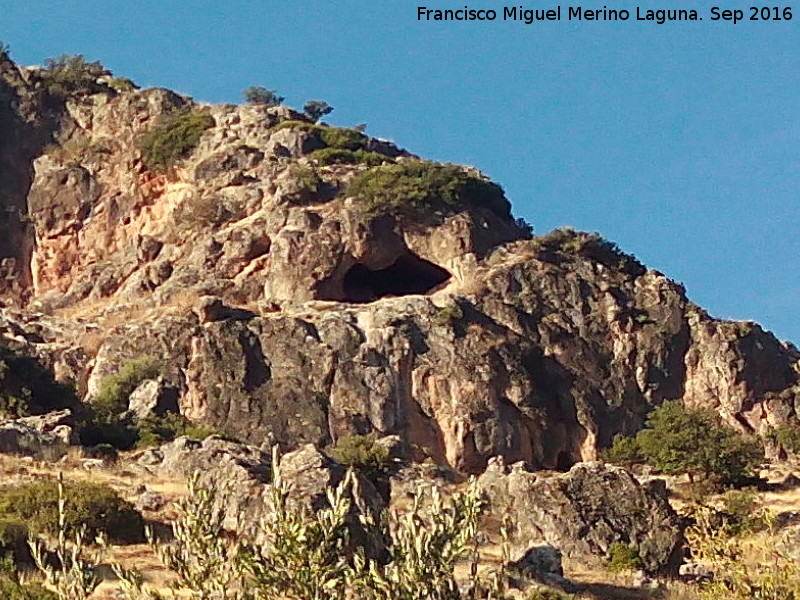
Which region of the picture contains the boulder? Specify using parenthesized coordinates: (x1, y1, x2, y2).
(136, 438, 387, 559)
(17, 409, 79, 445)
(508, 545, 574, 590)
(0, 421, 70, 460)
(479, 461, 683, 574)
(127, 378, 180, 419)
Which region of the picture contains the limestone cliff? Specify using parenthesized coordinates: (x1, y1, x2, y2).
(1, 55, 798, 473)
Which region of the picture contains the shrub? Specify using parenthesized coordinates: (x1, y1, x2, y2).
(0, 520, 30, 563)
(531, 228, 644, 276)
(433, 302, 464, 327)
(139, 108, 215, 172)
(0, 479, 144, 543)
(310, 148, 388, 167)
(0, 41, 9, 58)
(40, 54, 108, 96)
(270, 119, 319, 134)
(278, 164, 324, 206)
(636, 401, 763, 486)
(686, 504, 800, 600)
(606, 542, 643, 572)
(327, 433, 393, 482)
(134, 412, 214, 449)
(318, 126, 367, 151)
(346, 161, 511, 221)
(0, 564, 57, 600)
(114, 447, 505, 600)
(270, 121, 369, 152)
(91, 356, 160, 422)
(515, 217, 534, 239)
(28, 476, 102, 600)
(303, 100, 333, 122)
(717, 488, 766, 537)
(603, 434, 644, 467)
(243, 86, 283, 106)
(770, 422, 800, 456)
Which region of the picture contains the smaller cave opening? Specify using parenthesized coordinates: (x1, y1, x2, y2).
(342, 252, 451, 303)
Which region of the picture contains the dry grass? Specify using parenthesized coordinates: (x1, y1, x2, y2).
(0, 453, 189, 599)
(3, 449, 799, 600)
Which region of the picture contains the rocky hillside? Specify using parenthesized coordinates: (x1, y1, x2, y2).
(1, 53, 799, 474)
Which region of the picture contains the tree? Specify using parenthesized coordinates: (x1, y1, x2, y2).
(243, 86, 283, 107)
(0, 41, 9, 59)
(303, 100, 333, 122)
(41, 54, 109, 95)
(635, 400, 762, 486)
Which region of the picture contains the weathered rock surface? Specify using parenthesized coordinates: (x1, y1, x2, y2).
(478, 460, 683, 574)
(0, 414, 75, 459)
(137, 438, 386, 558)
(0, 54, 799, 474)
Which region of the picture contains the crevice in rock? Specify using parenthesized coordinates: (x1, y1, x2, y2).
(341, 251, 451, 303)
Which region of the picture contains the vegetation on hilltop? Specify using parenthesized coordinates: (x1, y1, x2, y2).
(243, 86, 283, 107)
(606, 400, 763, 487)
(40, 54, 109, 97)
(530, 227, 645, 275)
(303, 99, 333, 122)
(346, 160, 511, 220)
(139, 107, 215, 172)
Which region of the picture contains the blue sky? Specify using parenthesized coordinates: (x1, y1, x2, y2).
(2, 1, 798, 342)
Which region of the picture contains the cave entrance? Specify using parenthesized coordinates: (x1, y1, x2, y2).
(342, 252, 451, 303)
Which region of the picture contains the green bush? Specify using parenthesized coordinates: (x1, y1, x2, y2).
(303, 100, 333, 122)
(271, 119, 318, 134)
(243, 86, 283, 106)
(636, 400, 763, 486)
(0, 566, 57, 600)
(717, 488, 766, 537)
(92, 356, 160, 421)
(433, 302, 464, 327)
(134, 412, 214, 449)
(40, 54, 108, 96)
(139, 108, 215, 172)
(606, 542, 643, 573)
(346, 161, 511, 221)
(81, 356, 160, 449)
(310, 148, 388, 167)
(770, 422, 800, 456)
(531, 228, 644, 275)
(119, 453, 500, 600)
(318, 126, 367, 151)
(0, 520, 30, 563)
(327, 433, 392, 481)
(602, 434, 644, 467)
(271, 121, 369, 152)
(0, 479, 144, 543)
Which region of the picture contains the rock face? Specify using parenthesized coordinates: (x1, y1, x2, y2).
(0, 54, 799, 474)
(137, 438, 386, 558)
(478, 461, 683, 574)
(0, 409, 79, 459)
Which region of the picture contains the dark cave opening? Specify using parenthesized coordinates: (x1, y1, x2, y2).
(342, 252, 451, 303)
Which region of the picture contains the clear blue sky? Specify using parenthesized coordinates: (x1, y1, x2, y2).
(2, 1, 798, 342)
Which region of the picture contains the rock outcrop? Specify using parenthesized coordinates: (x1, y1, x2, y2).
(0, 54, 798, 474)
(137, 438, 386, 558)
(478, 460, 684, 574)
